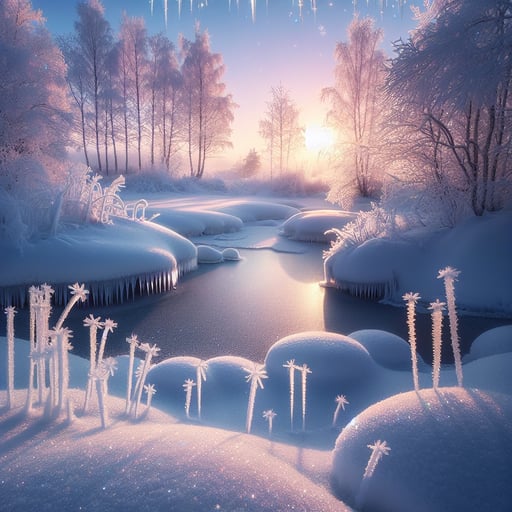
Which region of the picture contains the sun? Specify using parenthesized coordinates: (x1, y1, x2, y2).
(304, 125, 335, 153)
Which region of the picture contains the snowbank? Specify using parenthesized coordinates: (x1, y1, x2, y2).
(0, 218, 197, 306)
(324, 211, 512, 315)
(331, 387, 512, 512)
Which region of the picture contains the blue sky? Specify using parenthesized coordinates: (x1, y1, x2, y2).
(32, 0, 416, 170)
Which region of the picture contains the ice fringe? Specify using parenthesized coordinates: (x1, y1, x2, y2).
(322, 277, 396, 301)
(0, 258, 196, 308)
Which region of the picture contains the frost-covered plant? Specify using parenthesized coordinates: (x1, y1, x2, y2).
(332, 394, 349, 427)
(403, 292, 421, 391)
(262, 409, 277, 437)
(283, 359, 297, 431)
(96, 318, 117, 366)
(93, 357, 117, 429)
(299, 364, 312, 432)
(183, 379, 196, 419)
(243, 363, 268, 434)
(49, 327, 73, 414)
(82, 315, 103, 413)
(438, 266, 463, 387)
(130, 343, 160, 419)
(144, 384, 156, 413)
(4, 306, 16, 409)
(363, 439, 391, 479)
(125, 334, 139, 414)
(324, 203, 397, 257)
(55, 283, 89, 330)
(195, 360, 208, 420)
(429, 299, 446, 389)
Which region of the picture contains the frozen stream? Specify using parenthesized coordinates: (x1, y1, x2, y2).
(5, 244, 508, 365)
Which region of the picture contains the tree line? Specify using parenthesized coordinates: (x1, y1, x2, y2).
(60, 0, 235, 178)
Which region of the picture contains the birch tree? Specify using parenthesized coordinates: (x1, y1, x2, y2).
(180, 26, 235, 178)
(322, 16, 385, 206)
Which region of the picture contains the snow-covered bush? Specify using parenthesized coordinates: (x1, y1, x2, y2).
(324, 202, 398, 256)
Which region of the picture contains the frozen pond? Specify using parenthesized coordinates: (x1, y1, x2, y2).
(5, 244, 509, 365)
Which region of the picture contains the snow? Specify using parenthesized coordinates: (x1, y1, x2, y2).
(280, 209, 356, 242)
(324, 210, 512, 316)
(1, 192, 512, 511)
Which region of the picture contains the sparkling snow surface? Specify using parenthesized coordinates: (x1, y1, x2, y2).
(1, 194, 512, 511)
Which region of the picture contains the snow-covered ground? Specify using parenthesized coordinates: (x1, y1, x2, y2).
(1, 190, 511, 511)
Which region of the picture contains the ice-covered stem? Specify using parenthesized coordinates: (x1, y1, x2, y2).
(5, 306, 16, 409)
(243, 363, 268, 434)
(144, 383, 156, 412)
(83, 315, 103, 413)
(195, 360, 208, 420)
(262, 409, 277, 437)
(183, 379, 196, 419)
(55, 283, 89, 330)
(363, 440, 391, 479)
(403, 292, 421, 391)
(125, 334, 139, 414)
(429, 299, 445, 389)
(299, 364, 312, 432)
(96, 318, 117, 366)
(34, 291, 50, 404)
(438, 266, 463, 387)
(94, 357, 117, 429)
(131, 343, 160, 419)
(51, 327, 73, 413)
(282, 359, 297, 431)
(332, 394, 349, 427)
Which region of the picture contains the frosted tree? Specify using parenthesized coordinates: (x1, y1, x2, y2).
(125, 334, 140, 414)
(332, 394, 349, 427)
(195, 360, 208, 420)
(322, 16, 385, 206)
(243, 363, 268, 434)
(283, 359, 297, 431)
(429, 299, 446, 389)
(386, 0, 512, 217)
(403, 292, 421, 391)
(4, 306, 16, 409)
(438, 267, 463, 387)
(0, 0, 71, 243)
(299, 364, 312, 432)
(180, 25, 236, 178)
(262, 409, 277, 437)
(68, 0, 114, 173)
(259, 84, 304, 177)
(183, 379, 196, 419)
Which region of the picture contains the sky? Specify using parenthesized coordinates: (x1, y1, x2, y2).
(31, 0, 417, 173)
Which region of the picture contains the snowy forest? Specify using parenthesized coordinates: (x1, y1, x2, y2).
(1, 0, 512, 511)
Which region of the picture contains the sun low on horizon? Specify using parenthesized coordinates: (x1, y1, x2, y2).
(305, 125, 336, 153)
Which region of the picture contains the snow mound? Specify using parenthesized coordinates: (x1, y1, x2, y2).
(281, 209, 356, 242)
(348, 329, 425, 371)
(0, 390, 346, 512)
(222, 247, 242, 261)
(331, 387, 512, 512)
(0, 218, 197, 306)
(214, 199, 299, 222)
(196, 244, 224, 263)
(148, 208, 243, 237)
(263, 332, 380, 430)
(465, 325, 512, 361)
